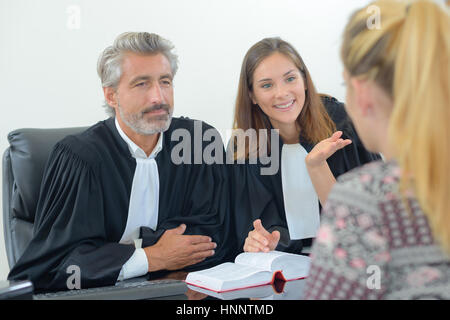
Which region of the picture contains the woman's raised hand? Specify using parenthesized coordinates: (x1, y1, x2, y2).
(243, 219, 280, 253)
(306, 131, 352, 168)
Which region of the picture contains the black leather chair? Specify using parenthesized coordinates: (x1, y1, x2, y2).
(2, 127, 88, 269)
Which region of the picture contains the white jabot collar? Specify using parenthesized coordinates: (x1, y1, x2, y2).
(281, 143, 320, 239)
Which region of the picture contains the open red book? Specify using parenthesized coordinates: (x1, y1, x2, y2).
(185, 251, 310, 293)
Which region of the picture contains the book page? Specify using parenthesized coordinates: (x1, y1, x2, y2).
(185, 262, 268, 292)
(235, 251, 311, 281)
(271, 253, 311, 280)
(187, 284, 274, 300)
(196, 262, 265, 280)
(234, 251, 287, 270)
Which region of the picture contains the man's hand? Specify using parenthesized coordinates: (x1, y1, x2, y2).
(143, 224, 216, 272)
(243, 219, 280, 253)
(305, 131, 352, 168)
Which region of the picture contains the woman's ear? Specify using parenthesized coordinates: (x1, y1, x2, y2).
(350, 77, 372, 117)
(249, 91, 257, 105)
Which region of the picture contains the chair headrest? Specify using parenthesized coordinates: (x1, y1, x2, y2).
(7, 127, 88, 222)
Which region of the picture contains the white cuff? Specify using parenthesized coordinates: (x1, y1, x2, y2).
(117, 248, 149, 282)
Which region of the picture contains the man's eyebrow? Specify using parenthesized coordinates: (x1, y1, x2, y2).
(257, 69, 297, 83)
(130, 74, 173, 84)
(160, 73, 173, 80)
(130, 75, 151, 85)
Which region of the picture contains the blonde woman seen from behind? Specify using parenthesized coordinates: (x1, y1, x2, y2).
(304, 0, 450, 299)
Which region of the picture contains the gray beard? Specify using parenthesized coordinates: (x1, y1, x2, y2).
(118, 101, 173, 136)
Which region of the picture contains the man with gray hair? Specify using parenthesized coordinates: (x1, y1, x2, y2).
(8, 32, 235, 291)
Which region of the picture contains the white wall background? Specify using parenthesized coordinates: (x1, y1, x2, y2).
(0, 0, 375, 280)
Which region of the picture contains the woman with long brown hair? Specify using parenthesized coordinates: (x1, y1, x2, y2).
(229, 37, 380, 254)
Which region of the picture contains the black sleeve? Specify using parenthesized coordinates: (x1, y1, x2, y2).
(140, 121, 237, 271)
(229, 164, 306, 254)
(8, 142, 135, 292)
(141, 161, 237, 269)
(229, 163, 282, 254)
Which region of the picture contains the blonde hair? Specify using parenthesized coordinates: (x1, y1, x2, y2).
(342, 0, 450, 253)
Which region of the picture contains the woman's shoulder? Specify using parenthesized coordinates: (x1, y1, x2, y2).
(319, 94, 346, 122)
(319, 94, 355, 134)
(319, 94, 343, 110)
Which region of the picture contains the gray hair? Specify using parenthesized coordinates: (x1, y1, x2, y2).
(97, 32, 179, 116)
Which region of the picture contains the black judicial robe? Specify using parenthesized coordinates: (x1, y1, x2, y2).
(229, 96, 381, 254)
(8, 117, 235, 292)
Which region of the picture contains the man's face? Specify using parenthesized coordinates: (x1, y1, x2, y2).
(109, 52, 174, 135)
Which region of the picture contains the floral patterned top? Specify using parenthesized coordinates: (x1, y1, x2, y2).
(303, 160, 450, 299)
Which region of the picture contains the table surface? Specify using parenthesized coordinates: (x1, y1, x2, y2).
(3, 271, 306, 300)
